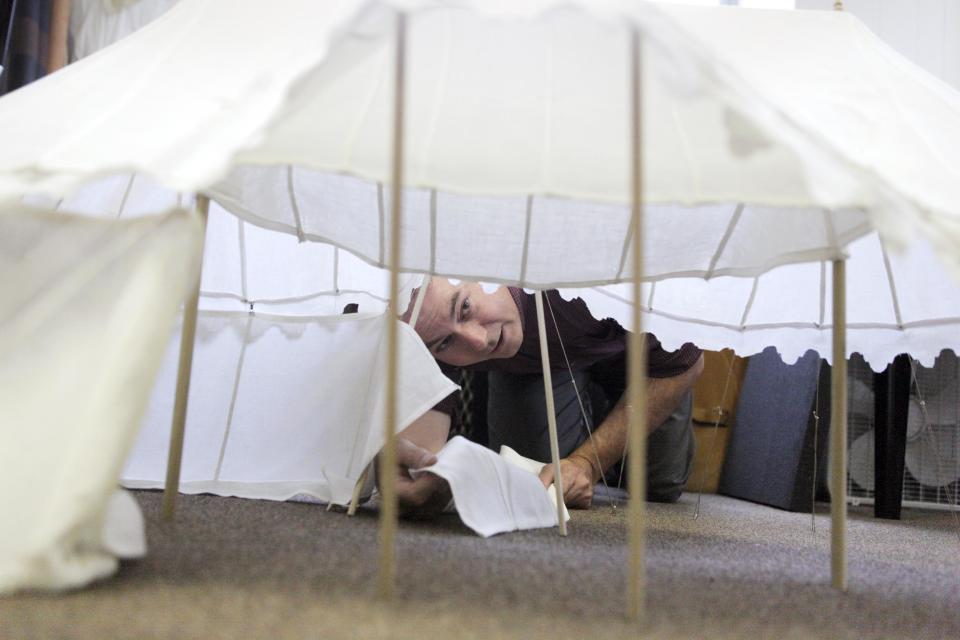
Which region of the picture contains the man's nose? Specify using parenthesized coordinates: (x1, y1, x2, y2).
(459, 323, 489, 350)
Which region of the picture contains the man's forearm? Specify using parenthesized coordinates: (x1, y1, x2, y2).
(399, 409, 451, 454)
(568, 355, 704, 481)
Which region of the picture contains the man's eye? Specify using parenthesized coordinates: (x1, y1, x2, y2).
(460, 298, 471, 320)
(436, 336, 452, 353)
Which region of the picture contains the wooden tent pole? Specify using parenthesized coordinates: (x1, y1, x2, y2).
(831, 259, 848, 590)
(829, 0, 847, 594)
(626, 25, 648, 624)
(347, 465, 372, 516)
(377, 10, 406, 602)
(47, 0, 71, 74)
(162, 194, 210, 521)
(534, 290, 568, 535)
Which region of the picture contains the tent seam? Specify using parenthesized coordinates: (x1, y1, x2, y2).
(213, 312, 254, 482)
(706, 203, 744, 279)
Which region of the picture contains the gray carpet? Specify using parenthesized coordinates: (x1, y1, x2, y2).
(3, 491, 959, 639)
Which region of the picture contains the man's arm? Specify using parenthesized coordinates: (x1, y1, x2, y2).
(377, 409, 452, 516)
(539, 353, 705, 508)
(400, 408, 451, 454)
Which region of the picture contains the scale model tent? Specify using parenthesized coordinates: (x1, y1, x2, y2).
(4, 0, 960, 606)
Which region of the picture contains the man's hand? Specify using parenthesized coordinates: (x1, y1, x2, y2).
(384, 436, 451, 517)
(538, 455, 597, 509)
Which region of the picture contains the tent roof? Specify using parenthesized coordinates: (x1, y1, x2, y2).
(0, 0, 958, 282)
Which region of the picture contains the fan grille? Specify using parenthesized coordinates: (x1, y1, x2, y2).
(847, 352, 960, 510)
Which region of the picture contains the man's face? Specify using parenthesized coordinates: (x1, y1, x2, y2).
(410, 278, 523, 367)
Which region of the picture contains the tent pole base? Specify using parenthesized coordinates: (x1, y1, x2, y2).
(348, 463, 372, 516)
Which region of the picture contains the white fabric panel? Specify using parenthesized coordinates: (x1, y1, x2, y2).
(199, 204, 245, 299)
(797, 1, 960, 90)
(0, 207, 202, 594)
(0, 0, 363, 196)
(70, 0, 181, 61)
(241, 220, 336, 303)
(24, 171, 960, 370)
(413, 437, 564, 537)
(122, 311, 458, 505)
(565, 232, 960, 370)
(215, 168, 872, 286)
(230, 1, 906, 282)
(23, 175, 394, 316)
(248, 2, 867, 208)
(658, 3, 960, 275)
(199, 200, 396, 314)
(21, 172, 191, 219)
(123, 314, 245, 483)
(498, 445, 570, 524)
(100, 490, 148, 561)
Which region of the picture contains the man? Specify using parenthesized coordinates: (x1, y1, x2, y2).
(391, 278, 703, 512)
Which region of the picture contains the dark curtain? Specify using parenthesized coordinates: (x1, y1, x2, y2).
(1, 0, 53, 96)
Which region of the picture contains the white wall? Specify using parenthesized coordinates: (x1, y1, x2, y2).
(796, 0, 960, 89)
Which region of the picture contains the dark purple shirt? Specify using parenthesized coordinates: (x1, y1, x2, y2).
(435, 288, 702, 415)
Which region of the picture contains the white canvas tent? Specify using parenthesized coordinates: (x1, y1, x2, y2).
(3, 0, 960, 614)
(0, 207, 203, 592)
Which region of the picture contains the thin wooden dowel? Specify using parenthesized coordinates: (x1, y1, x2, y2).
(626, 26, 648, 624)
(377, 10, 406, 602)
(534, 290, 568, 536)
(162, 194, 210, 521)
(47, 0, 70, 73)
(347, 463, 372, 517)
(830, 259, 848, 590)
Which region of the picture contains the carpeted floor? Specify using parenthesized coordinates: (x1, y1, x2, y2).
(3, 491, 959, 639)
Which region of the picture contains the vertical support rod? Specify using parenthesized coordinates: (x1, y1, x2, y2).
(48, 0, 71, 73)
(162, 194, 210, 521)
(627, 26, 648, 624)
(347, 464, 372, 517)
(377, 10, 406, 602)
(830, 259, 847, 590)
(534, 290, 568, 535)
(1, 0, 22, 96)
